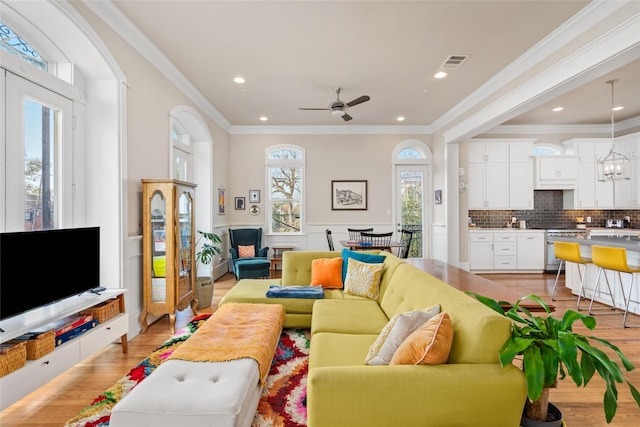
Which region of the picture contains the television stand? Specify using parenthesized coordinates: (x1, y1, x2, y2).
(0, 289, 128, 410)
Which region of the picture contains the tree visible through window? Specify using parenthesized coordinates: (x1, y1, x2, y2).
(267, 147, 304, 233)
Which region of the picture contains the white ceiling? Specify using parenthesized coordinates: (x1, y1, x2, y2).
(109, 0, 639, 130)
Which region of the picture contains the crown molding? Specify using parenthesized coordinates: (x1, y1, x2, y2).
(488, 116, 640, 135)
(84, 0, 231, 132)
(443, 11, 640, 144)
(433, 0, 632, 136)
(229, 124, 432, 135)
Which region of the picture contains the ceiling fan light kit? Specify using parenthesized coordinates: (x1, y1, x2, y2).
(598, 79, 630, 182)
(298, 87, 370, 122)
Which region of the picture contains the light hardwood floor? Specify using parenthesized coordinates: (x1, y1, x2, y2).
(1, 270, 639, 426)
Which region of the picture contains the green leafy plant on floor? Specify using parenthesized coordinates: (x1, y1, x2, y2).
(195, 230, 222, 274)
(466, 292, 640, 424)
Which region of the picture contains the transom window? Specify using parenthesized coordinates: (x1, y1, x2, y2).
(0, 22, 47, 71)
(266, 146, 305, 234)
(398, 148, 423, 159)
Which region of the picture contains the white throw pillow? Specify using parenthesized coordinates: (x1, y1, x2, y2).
(365, 305, 441, 365)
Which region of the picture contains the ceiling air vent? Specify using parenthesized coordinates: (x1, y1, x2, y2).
(440, 55, 469, 70)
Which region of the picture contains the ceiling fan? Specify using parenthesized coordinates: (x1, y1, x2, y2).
(298, 87, 370, 121)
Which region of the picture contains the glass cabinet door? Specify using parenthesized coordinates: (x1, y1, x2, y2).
(177, 189, 193, 301)
(150, 191, 167, 303)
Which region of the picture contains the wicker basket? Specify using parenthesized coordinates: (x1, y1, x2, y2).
(80, 298, 120, 323)
(23, 330, 55, 360)
(0, 341, 27, 377)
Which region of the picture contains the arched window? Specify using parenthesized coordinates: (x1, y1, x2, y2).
(0, 21, 47, 70)
(266, 145, 305, 234)
(170, 117, 192, 181)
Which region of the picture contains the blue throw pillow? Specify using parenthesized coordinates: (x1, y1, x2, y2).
(341, 248, 386, 282)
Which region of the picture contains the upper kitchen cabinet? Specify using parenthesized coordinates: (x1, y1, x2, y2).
(467, 139, 534, 210)
(614, 133, 640, 208)
(562, 139, 612, 209)
(534, 155, 578, 190)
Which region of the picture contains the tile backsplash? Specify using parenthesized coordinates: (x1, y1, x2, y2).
(469, 190, 640, 229)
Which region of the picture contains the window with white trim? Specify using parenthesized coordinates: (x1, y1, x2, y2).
(266, 146, 304, 234)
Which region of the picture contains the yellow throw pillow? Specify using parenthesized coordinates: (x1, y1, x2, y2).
(344, 258, 384, 300)
(365, 305, 441, 365)
(390, 312, 453, 365)
(238, 245, 255, 258)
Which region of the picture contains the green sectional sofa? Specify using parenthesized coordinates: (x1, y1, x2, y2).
(219, 250, 527, 427)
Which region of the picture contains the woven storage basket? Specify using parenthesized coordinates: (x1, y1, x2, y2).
(80, 298, 120, 323)
(24, 330, 55, 360)
(0, 341, 27, 377)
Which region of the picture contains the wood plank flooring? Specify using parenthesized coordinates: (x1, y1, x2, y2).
(1, 269, 639, 426)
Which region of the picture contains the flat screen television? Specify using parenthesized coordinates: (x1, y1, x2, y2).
(0, 227, 100, 321)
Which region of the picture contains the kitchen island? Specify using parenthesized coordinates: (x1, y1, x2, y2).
(549, 234, 640, 316)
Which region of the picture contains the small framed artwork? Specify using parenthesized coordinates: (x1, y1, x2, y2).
(435, 189, 442, 205)
(218, 187, 225, 215)
(249, 190, 260, 203)
(250, 205, 261, 216)
(331, 180, 368, 211)
(235, 197, 245, 210)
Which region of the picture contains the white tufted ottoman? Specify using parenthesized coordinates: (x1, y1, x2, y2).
(110, 358, 261, 427)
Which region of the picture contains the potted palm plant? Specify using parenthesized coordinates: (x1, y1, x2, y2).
(194, 230, 222, 309)
(466, 292, 640, 425)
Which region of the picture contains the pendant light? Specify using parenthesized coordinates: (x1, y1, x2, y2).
(597, 79, 630, 182)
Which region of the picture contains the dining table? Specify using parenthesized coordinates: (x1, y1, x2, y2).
(339, 239, 405, 253)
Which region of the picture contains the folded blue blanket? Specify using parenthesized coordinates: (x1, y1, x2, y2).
(266, 285, 324, 299)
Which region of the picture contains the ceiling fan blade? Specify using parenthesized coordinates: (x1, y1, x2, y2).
(298, 107, 331, 111)
(342, 113, 353, 122)
(346, 95, 370, 107)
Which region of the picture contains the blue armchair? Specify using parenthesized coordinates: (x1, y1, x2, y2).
(228, 228, 270, 279)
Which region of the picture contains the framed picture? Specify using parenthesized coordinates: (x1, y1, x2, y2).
(331, 180, 368, 211)
(218, 187, 225, 215)
(435, 189, 442, 205)
(235, 197, 245, 210)
(249, 190, 260, 203)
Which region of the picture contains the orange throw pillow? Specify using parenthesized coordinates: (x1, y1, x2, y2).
(310, 257, 344, 289)
(238, 245, 255, 258)
(390, 312, 453, 365)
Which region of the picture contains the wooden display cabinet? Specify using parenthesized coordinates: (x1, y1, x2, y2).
(140, 179, 197, 333)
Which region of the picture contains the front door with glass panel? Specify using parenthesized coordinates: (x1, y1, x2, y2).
(3, 72, 72, 231)
(395, 165, 427, 258)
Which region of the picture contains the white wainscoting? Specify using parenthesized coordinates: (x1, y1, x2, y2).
(431, 223, 447, 262)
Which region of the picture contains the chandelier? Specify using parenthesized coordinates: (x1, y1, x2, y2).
(597, 79, 630, 182)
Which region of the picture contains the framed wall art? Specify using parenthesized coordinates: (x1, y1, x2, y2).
(249, 190, 260, 203)
(435, 189, 442, 205)
(235, 197, 245, 210)
(331, 180, 367, 211)
(218, 187, 225, 215)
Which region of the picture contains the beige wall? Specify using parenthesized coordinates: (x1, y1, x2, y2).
(228, 133, 432, 228)
(75, 2, 231, 237)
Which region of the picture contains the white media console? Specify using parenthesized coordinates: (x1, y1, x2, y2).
(0, 289, 128, 411)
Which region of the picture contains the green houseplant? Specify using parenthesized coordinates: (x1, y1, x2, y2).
(466, 292, 640, 424)
(194, 230, 222, 309)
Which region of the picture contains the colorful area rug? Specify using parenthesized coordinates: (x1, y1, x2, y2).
(65, 314, 310, 427)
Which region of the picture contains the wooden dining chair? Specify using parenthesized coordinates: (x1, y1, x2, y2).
(399, 229, 414, 259)
(361, 231, 393, 252)
(347, 227, 373, 240)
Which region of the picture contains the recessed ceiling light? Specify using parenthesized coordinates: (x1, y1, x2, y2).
(259, 116, 268, 121)
(434, 71, 448, 79)
(552, 107, 564, 112)
(612, 106, 624, 111)
(396, 116, 406, 122)
(233, 76, 246, 84)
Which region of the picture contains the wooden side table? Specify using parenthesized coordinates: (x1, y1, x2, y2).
(270, 246, 293, 277)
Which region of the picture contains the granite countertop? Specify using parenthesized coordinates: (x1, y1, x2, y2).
(549, 235, 640, 251)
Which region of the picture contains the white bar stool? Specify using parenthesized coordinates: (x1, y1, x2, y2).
(589, 245, 640, 327)
(550, 241, 591, 310)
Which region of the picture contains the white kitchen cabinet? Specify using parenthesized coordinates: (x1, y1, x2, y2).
(469, 230, 545, 272)
(614, 133, 640, 208)
(534, 156, 578, 189)
(517, 232, 545, 270)
(563, 139, 612, 209)
(467, 140, 512, 209)
(509, 141, 534, 210)
(469, 233, 493, 270)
